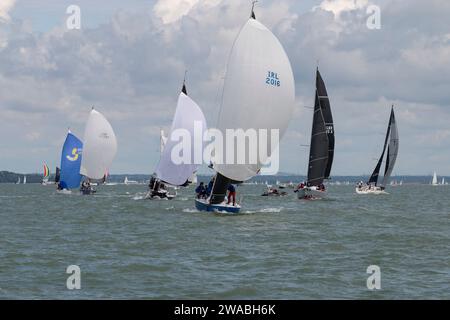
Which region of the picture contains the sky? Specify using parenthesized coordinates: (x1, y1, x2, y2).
(0, 0, 449, 176)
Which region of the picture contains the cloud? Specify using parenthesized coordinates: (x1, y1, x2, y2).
(0, 0, 450, 175)
(0, 0, 16, 22)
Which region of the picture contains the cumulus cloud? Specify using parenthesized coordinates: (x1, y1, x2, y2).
(0, 0, 16, 22)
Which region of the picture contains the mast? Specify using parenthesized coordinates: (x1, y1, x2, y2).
(306, 69, 329, 186)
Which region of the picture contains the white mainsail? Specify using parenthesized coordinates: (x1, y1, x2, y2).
(23, 176, 27, 184)
(154, 90, 207, 186)
(214, 18, 295, 182)
(432, 171, 438, 185)
(80, 109, 118, 180)
(441, 177, 445, 185)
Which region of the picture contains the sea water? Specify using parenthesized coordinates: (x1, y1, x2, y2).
(0, 183, 449, 299)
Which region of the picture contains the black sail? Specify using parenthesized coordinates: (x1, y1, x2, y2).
(209, 173, 232, 204)
(54, 167, 61, 183)
(368, 111, 392, 185)
(306, 71, 329, 187)
(316, 70, 334, 179)
(381, 107, 399, 187)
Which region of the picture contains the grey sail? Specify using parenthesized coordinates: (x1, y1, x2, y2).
(381, 107, 399, 188)
(316, 70, 334, 179)
(306, 69, 330, 186)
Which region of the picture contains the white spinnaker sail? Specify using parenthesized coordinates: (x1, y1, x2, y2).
(432, 172, 438, 185)
(80, 109, 118, 180)
(381, 110, 399, 187)
(214, 18, 295, 182)
(154, 92, 207, 186)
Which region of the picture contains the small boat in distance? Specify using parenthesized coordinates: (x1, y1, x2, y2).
(23, 176, 27, 184)
(124, 177, 139, 185)
(295, 68, 335, 200)
(42, 164, 50, 185)
(356, 106, 399, 194)
(431, 172, 438, 186)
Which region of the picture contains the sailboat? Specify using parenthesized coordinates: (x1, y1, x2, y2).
(147, 80, 207, 200)
(295, 68, 334, 200)
(356, 106, 399, 194)
(442, 177, 446, 185)
(54, 167, 61, 185)
(57, 130, 83, 194)
(42, 164, 50, 185)
(79, 108, 118, 195)
(124, 176, 138, 185)
(16, 176, 20, 184)
(195, 6, 295, 213)
(431, 172, 438, 185)
(23, 176, 27, 184)
(160, 127, 197, 186)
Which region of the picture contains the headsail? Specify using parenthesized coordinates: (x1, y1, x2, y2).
(381, 107, 399, 187)
(213, 16, 295, 182)
(59, 131, 83, 189)
(80, 109, 118, 180)
(43, 164, 50, 179)
(307, 69, 333, 186)
(154, 83, 207, 186)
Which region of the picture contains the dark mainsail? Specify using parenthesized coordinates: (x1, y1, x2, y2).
(306, 69, 333, 186)
(316, 70, 334, 179)
(54, 167, 61, 183)
(381, 107, 399, 187)
(209, 173, 232, 204)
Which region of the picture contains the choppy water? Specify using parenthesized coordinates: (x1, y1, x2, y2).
(0, 183, 449, 299)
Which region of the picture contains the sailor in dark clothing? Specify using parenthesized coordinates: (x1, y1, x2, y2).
(227, 184, 236, 206)
(195, 182, 206, 199)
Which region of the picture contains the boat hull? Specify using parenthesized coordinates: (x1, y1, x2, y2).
(355, 187, 388, 195)
(56, 189, 72, 195)
(296, 187, 327, 200)
(195, 199, 241, 214)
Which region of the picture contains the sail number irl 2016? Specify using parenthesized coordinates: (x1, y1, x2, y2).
(266, 71, 280, 87)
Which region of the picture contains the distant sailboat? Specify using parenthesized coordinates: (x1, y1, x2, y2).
(441, 177, 445, 185)
(147, 80, 207, 200)
(23, 176, 27, 184)
(42, 164, 50, 184)
(356, 106, 399, 194)
(195, 6, 295, 213)
(54, 167, 60, 184)
(80, 108, 118, 195)
(431, 171, 438, 185)
(16, 176, 20, 184)
(57, 130, 83, 194)
(295, 68, 334, 200)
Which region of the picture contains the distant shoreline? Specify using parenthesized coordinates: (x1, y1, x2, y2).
(0, 171, 441, 184)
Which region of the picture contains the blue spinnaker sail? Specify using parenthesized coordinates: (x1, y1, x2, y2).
(60, 132, 83, 189)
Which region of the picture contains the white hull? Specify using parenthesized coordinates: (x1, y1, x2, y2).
(56, 189, 72, 195)
(355, 187, 388, 195)
(296, 187, 327, 199)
